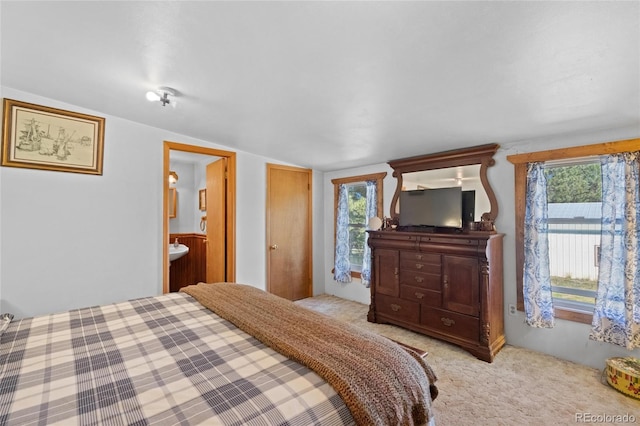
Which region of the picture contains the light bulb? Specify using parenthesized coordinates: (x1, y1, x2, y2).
(146, 91, 161, 102)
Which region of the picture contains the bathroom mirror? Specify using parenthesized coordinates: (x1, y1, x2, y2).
(389, 143, 499, 226)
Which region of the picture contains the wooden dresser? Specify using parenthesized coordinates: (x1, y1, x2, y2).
(367, 230, 505, 362)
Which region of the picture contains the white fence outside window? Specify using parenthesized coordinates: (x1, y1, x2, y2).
(547, 202, 601, 281)
(548, 221, 600, 281)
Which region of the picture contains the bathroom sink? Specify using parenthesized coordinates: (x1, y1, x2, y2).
(169, 243, 189, 261)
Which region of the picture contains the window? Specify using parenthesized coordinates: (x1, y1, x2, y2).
(344, 182, 368, 272)
(508, 138, 640, 324)
(545, 160, 601, 312)
(332, 172, 386, 281)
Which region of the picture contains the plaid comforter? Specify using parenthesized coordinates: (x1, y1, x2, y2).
(0, 293, 354, 425)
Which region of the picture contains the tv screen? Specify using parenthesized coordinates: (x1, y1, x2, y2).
(399, 187, 463, 228)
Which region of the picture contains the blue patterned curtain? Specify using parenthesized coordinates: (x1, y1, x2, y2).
(589, 153, 640, 349)
(523, 162, 555, 327)
(334, 184, 352, 283)
(360, 180, 377, 287)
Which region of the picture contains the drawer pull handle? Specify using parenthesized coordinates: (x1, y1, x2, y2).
(390, 304, 401, 312)
(441, 317, 455, 327)
(415, 254, 423, 260)
(414, 276, 424, 283)
(415, 292, 424, 299)
(394, 267, 399, 276)
(415, 264, 423, 269)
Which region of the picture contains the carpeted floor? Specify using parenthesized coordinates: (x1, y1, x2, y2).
(295, 294, 639, 426)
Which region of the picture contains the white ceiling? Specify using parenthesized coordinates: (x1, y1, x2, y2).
(2, 1, 639, 172)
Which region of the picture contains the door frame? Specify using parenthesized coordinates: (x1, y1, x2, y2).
(163, 141, 237, 293)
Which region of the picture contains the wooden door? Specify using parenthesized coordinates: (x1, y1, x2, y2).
(374, 248, 400, 297)
(206, 158, 227, 283)
(266, 164, 312, 300)
(442, 255, 479, 316)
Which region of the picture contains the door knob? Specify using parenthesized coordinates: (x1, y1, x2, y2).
(270, 244, 278, 250)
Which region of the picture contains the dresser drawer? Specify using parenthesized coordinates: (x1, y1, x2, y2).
(400, 252, 440, 272)
(400, 285, 441, 307)
(399, 270, 441, 290)
(400, 260, 441, 275)
(400, 251, 440, 263)
(376, 294, 420, 323)
(420, 306, 479, 343)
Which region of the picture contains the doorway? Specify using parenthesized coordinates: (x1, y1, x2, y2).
(266, 164, 312, 300)
(163, 142, 236, 294)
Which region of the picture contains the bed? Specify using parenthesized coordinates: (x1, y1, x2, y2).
(0, 283, 437, 425)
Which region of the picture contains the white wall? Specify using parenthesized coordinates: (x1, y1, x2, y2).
(0, 87, 324, 318)
(0, 83, 3, 305)
(312, 169, 326, 296)
(168, 159, 210, 235)
(323, 127, 640, 369)
(169, 161, 197, 234)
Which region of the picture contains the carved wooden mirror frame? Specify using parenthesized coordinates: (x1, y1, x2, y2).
(388, 143, 500, 226)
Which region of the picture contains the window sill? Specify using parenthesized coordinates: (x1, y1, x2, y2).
(516, 303, 593, 324)
(330, 268, 361, 279)
(554, 307, 593, 324)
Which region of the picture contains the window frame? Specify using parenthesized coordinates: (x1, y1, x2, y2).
(507, 137, 640, 324)
(331, 172, 386, 278)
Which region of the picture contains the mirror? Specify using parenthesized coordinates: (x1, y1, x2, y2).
(400, 164, 489, 222)
(389, 143, 499, 228)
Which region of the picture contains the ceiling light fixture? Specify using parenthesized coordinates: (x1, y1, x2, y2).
(146, 86, 177, 107)
(169, 170, 179, 184)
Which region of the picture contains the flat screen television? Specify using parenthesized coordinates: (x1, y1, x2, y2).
(399, 187, 463, 229)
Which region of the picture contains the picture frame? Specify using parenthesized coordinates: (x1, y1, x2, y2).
(199, 189, 206, 211)
(1, 98, 105, 175)
(169, 188, 177, 218)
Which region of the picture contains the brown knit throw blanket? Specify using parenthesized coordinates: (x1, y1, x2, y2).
(181, 283, 437, 426)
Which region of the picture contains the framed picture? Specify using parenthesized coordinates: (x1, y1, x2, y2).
(1, 98, 105, 175)
(199, 189, 206, 211)
(169, 188, 177, 218)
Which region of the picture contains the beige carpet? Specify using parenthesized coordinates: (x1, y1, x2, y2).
(296, 294, 639, 426)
